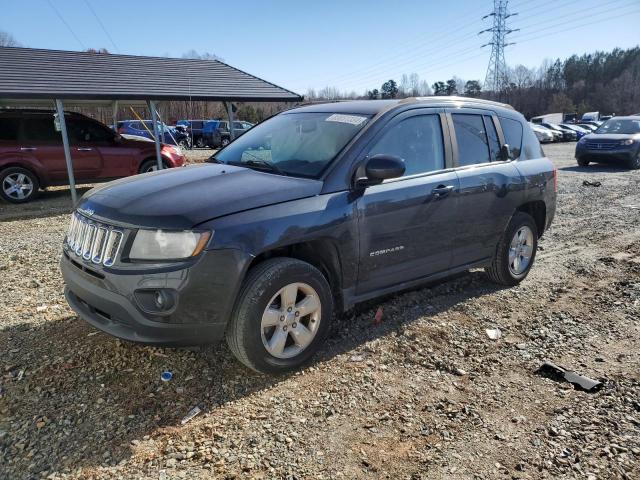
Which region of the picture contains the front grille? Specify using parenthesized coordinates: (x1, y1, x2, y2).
(65, 212, 124, 267)
(585, 142, 616, 150)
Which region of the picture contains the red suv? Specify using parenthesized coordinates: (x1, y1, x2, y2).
(0, 109, 186, 203)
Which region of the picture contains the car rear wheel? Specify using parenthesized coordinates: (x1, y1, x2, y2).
(628, 153, 640, 170)
(485, 212, 538, 286)
(139, 159, 167, 173)
(577, 157, 590, 167)
(0, 167, 39, 204)
(220, 138, 230, 148)
(225, 258, 333, 374)
(195, 137, 206, 148)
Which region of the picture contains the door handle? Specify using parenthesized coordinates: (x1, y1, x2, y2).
(20, 147, 37, 151)
(432, 185, 454, 198)
(77, 147, 93, 151)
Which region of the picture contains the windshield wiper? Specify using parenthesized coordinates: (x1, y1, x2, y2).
(243, 158, 287, 175)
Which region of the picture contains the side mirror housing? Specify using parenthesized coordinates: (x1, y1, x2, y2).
(355, 154, 405, 188)
(500, 144, 512, 161)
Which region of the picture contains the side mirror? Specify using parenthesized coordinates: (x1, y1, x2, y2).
(355, 154, 405, 188)
(500, 144, 512, 161)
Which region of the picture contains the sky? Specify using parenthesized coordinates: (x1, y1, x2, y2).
(2, 0, 639, 95)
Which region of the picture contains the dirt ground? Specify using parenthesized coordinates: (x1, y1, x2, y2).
(0, 142, 638, 480)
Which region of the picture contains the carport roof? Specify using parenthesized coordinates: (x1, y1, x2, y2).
(0, 46, 302, 103)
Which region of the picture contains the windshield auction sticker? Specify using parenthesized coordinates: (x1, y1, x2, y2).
(325, 114, 367, 126)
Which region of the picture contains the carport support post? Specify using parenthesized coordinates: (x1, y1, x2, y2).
(147, 100, 163, 170)
(55, 99, 78, 205)
(224, 101, 235, 141)
(112, 100, 119, 131)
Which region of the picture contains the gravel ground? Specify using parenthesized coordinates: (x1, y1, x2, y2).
(0, 142, 639, 479)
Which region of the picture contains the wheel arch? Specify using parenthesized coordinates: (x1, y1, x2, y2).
(516, 200, 546, 237)
(244, 238, 345, 311)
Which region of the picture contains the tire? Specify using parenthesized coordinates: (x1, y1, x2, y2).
(179, 139, 191, 150)
(139, 159, 167, 173)
(627, 153, 640, 170)
(577, 157, 590, 167)
(0, 167, 39, 204)
(195, 137, 206, 148)
(220, 137, 230, 148)
(225, 258, 333, 374)
(485, 212, 538, 286)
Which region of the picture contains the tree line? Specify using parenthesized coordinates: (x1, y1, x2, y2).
(307, 46, 640, 119)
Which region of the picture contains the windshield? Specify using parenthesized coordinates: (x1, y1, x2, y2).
(595, 118, 640, 135)
(213, 112, 371, 178)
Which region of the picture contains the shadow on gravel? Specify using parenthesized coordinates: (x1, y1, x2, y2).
(560, 164, 630, 173)
(0, 186, 94, 222)
(0, 270, 504, 478)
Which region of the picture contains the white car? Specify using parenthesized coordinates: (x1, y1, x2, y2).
(529, 123, 555, 143)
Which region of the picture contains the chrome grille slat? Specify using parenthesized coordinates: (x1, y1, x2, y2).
(64, 212, 124, 267)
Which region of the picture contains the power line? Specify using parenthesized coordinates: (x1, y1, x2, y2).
(46, 0, 86, 50)
(83, 0, 120, 53)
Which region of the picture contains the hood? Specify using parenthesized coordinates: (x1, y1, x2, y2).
(583, 133, 640, 142)
(79, 163, 323, 229)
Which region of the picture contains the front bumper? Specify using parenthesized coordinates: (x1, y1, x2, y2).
(576, 146, 637, 163)
(61, 248, 251, 346)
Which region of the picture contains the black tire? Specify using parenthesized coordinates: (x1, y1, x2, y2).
(627, 153, 640, 170)
(220, 137, 230, 148)
(225, 258, 333, 374)
(577, 157, 590, 167)
(139, 159, 167, 174)
(195, 137, 206, 148)
(179, 139, 191, 150)
(0, 167, 39, 204)
(485, 212, 538, 286)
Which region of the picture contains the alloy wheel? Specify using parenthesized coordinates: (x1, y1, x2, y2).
(2, 173, 34, 200)
(508, 226, 534, 275)
(260, 282, 321, 359)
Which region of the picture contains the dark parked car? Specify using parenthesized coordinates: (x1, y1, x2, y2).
(116, 120, 191, 149)
(575, 116, 640, 169)
(540, 122, 578, 142)
(0, 109, 186, 203)
(203, 120, 253, 148)
(60, 97, 556, 373)
(176, 119, 217, 148)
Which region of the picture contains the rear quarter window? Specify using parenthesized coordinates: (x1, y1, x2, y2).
(499, 117, 523, 160)
(0, 118, 19, 141)
(521, 123, 545, 159)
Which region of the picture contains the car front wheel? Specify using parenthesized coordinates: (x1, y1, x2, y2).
(0, 167, 39, 204)
(628, 153, 640, 170)
(577, 157, 590, 167)
(139, 159, 167, 173)
(225, 258, 333, 374)
(485, 212, 538, 286)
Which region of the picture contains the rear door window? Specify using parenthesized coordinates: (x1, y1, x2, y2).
(0, 118, 19, 141)
(23, 117, 61, 143)
(369, 114, 445, 177)
(452, 114, 490, 166)
(500, 117, 523, 159)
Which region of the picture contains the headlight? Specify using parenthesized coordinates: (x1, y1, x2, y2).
(129, 229, 211, 260)
(620, 139, 635, 146)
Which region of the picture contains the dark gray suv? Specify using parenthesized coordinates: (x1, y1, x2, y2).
(60, 97, 557, 374)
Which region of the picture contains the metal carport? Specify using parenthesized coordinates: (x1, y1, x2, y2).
(0, 46, 302, 204)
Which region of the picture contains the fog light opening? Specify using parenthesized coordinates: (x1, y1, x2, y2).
(154, 290, 166, 309)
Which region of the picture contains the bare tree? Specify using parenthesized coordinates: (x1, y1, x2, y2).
(0, 31, 21, 47)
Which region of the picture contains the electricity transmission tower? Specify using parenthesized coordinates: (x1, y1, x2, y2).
(479, 0, 519, 92)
